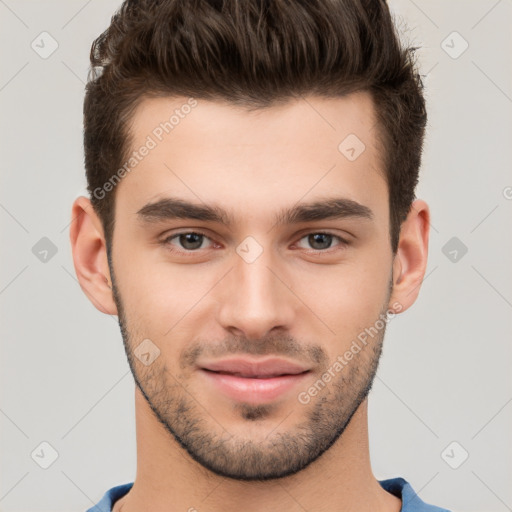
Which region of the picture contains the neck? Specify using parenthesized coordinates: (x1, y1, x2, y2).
(115, 388, 401, 512)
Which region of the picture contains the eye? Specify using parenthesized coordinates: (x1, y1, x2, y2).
(160, 230, 349, 255)
(295, 232, 348, 252)
(162, 231, 214, 252)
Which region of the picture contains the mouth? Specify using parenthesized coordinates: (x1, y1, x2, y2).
(197, 357, 312, 403)
(202, 368, 310, 378)
(199, 356, 311, 377)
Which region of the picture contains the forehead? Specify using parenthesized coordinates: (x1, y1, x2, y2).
(115, 92, 388, 227)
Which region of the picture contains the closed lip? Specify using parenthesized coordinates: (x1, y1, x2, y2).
(198, 357, 311, 378)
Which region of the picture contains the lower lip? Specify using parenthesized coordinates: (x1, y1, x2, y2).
(200, 369, 310, 404)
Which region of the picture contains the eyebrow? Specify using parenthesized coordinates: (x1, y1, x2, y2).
(136, 196, 374, 227)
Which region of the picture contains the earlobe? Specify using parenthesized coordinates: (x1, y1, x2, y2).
(388, 199, 430, 314)
(69, 196, 118, 315)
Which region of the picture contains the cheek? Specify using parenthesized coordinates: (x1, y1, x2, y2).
(114, 251, 217, 340)
(292, 252, 392, 343)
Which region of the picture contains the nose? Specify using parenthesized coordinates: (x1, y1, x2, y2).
(216, 246, 296, 341)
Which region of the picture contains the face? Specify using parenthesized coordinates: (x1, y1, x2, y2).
(108, 92, 397, 480)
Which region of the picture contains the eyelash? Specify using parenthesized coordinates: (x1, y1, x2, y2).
(160, 230, 349, 255)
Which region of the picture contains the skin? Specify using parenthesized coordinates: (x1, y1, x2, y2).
(70, 91, 429, 512)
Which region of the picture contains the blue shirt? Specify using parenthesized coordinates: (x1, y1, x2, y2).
(86, 477, 451, 511)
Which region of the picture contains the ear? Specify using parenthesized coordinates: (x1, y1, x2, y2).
(69, 196, 118, 315)
(388, 199, 430, 314)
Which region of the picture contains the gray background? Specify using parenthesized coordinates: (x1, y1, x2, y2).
(1, 1, 511, 511)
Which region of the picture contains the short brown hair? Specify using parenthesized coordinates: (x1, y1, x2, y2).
(84, 0, 427, 254)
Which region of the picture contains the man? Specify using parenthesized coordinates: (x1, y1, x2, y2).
(70, 0, 451, 510)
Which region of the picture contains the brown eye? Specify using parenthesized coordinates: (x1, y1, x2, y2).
(177, 233, 204, 250)
(162, 231, 213, 252)
(295, 232, 348, 252)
